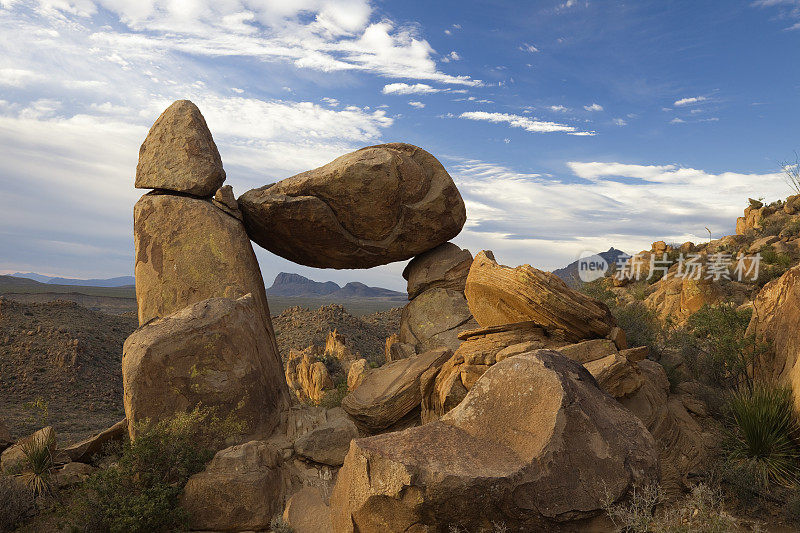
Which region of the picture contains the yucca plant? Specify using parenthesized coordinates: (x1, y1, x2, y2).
(20, 430, 56, 497)
(725, 385, 800, 487)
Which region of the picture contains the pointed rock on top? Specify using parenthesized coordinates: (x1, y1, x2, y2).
(135, 100, 225, 197)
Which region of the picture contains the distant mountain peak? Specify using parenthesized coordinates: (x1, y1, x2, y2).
(267, 272, 405, 299)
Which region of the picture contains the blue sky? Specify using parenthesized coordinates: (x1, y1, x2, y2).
(1, 0, 799, 290)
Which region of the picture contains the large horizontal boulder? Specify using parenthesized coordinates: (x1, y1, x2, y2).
(465, 251, 616, 342)
(747, 265, 800, 409)
(181, 440, 287, 531)
(122, 294, 288, 438)
(238, 143, 466, 269)
(134, 192, 279, 356)
(341, 348, 451, 432)
(135, 100, 225, 197)
(402, 242, 473, 300)
(330, 350, 659, 532)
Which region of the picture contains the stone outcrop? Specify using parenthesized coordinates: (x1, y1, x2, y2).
(620, 359, 706, 497)
(285, 347, 334, 404)
(122, 294, 289, 438)
(181, 440, 287, 531)
(346, 358, 370, 392)
(397, 242, 477, 355)
(645, 275, 722, 324)
(135, 100, 225, 197)
(402, 242, 473, 299)
(465, 251, 616, 342)
(284, 487, 333, 533)
(736, 200, 766, 235)
(330, 350, 659, 532)
(324, 329, 358, 373)
(133, 192, 278, 346)
(63, 418, 127, 463)
(294, 408, 359, 467)
(238, 143, 466, 269)
(747, 264, 800, 409)
(341, 348, 451, 432)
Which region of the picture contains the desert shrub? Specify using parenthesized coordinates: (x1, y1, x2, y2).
(760, 244, 793, 268)
(319, 379, 349, 409)
(684, 303, 762, 389)
(69, 406, 244, 533)
(653, 483, 737, 533)
(782, 219, 800, 237)
(0, 475, 36, 532)
(724, 385, 800, 487)
(269, 515, 294, 532)
(21, 429, 56, 496)
(613, 302, 663, 351)
(628, 282, 651, 301)
(578, 278, 616, 307)
(603, 484, 662, 533)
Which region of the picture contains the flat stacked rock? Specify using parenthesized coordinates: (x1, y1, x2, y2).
(465, 250, 616, 342)
(330, 350, 659, 532)
(238, 143, 466, 269)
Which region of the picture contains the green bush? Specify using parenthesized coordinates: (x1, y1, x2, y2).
(0, 475, 35, 532)
(760, 244, 792, 268)
(578, 279, 616, 307)
(319, 379, 349, 409)
(685, 303, 763, 389)
(613, 302, 663, 352)
(69, 407, 244, 533)
(724, 385, 800, 487)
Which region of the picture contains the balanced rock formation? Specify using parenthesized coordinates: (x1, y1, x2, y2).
(135, 100, 225, 197)
(122, 295, 289, 437)
(341, 347, 451, 432)
(330, 350, 659, 532)
(397, 242, 477, 355)
(465, 251, 616, 342)
(238, 143, 466, 269)
(181, 440, 287, 531)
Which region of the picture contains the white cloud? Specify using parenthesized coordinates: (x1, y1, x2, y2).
(674, 96, 707, 106)
(612, 118, 627, 126)
(408, 100, 425, 108)
(459, 111, 593, 135)
(519, 42, 539, 53)
(584, 103, 603, 111)
(448, 158, 787, 271)
(548, 105, 569, 112)
(670, 117, 685, 124)
(440, 50, 460, 62)
(382, 82, 440, 94)
(321, 97, 340, 106)
(0, 68, 44, 87)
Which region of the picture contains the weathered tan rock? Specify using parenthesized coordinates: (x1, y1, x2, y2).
(63, 418, 127, 463)
(397, 287, 477, 353)
(402, 242, 472, 299)
(294, 408, 359, 467)
(212, 185, 243, 220)
(556, 338, 618, 364)
(421, 355, 467, 424)
(285, 348, 334, 404)
(324, 330, 358, 373)
(284, 486, 333, 533)
(341, 348, 451, 431)
(385, 333, 415, 362)
(182, 440, 287, 531)
(330, 350, 659, 532)
(122, 295, 288, 438)
(608, 326, 627, 350)
(135, 100, 225, 196)
(134, 193, 280, 368)
(346, 358, 370, 392)
(621, 345, 649, 362)
(456, 321, 563, 366)
(465, 251, 616, 342)
(620, 359, 706, 497)
(239, 143, 466, 269)
(645, 275, 722, 324)
(584, 353, 644, 398)
(747, 265, 800, 410)
(1, 427, 55, 473)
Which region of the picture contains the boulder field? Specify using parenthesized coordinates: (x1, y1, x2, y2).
(58, 99, 715, 532)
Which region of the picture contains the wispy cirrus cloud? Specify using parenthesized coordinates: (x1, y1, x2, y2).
(674, 96, 707, 106)
(458, 111, 595, 135)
